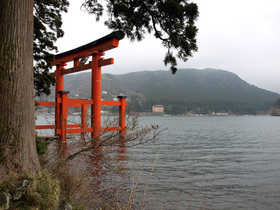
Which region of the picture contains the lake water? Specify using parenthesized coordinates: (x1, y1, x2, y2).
(36, 115, 280, 209)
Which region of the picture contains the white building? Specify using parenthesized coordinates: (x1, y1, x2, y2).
(152, 105, 164, 113)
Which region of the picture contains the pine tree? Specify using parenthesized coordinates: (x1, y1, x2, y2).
(0, 0, 198, 177)
(0, 0, 40, 179)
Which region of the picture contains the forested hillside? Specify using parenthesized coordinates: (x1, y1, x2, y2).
(40, 69, 280, 115)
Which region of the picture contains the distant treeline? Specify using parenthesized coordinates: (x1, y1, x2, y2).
(126, 97, 268, 115)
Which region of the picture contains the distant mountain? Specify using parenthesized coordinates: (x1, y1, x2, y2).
(41, 68, 280, 114)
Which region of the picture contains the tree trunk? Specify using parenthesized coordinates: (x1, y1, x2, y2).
(0, 0, 40, 180)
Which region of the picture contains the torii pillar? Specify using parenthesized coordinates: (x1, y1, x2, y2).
(91, 52, 117, 139)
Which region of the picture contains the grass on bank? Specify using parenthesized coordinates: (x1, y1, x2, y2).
(0, 170, 60, 209)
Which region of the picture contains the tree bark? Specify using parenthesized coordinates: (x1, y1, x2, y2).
(0, 0, 40, 180)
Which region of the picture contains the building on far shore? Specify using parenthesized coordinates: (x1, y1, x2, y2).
(152, 105, 164, 114)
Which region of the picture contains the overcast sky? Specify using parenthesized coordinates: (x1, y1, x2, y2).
(56, 0, 280, 94)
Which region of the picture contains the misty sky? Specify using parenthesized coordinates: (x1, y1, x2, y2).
(55, 0, 280, 94)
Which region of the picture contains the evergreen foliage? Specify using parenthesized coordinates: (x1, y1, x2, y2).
(33, 0, 69, 96)
(35, 136, 51, 155)
(82, 0, 199, 74)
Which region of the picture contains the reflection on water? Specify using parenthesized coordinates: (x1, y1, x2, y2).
(46, 135, 131, 207)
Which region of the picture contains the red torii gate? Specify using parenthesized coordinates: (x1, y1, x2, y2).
(36, 31, 127, 141)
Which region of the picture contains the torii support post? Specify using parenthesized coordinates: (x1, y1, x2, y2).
(118, 95, 127, 139)
(58, 91, 70, 142)
(55, 63, 66, 135)
(81, 104, 88, 134)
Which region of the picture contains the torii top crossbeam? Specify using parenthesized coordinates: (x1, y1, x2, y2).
(53, 30, 124, 65)
(52, 31, 125, 140)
